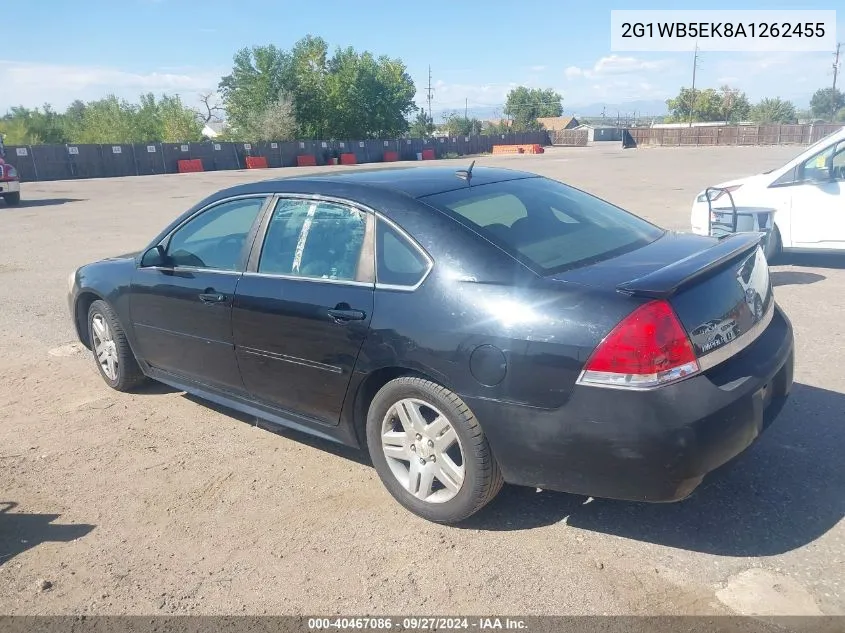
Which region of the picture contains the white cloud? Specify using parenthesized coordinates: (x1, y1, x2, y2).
(418, 80, 518, 114)
(529, 65, 547, 72)
(565, 55, 674, 80)
(707, 51, 832, 103)
(0, 60, 225, 112)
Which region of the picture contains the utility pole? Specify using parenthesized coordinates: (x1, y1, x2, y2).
(831, 42, 842, 120)
(425, 66, 435, 121)
(689, 43, 700, 127)
(465, 98, 468, 120)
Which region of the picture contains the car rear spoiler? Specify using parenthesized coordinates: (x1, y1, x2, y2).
(616, 232, 764, 299)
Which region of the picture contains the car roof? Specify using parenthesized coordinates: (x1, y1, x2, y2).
(223, 165, 539, 200)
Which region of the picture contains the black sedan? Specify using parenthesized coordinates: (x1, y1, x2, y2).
(67, 165, 794, 523)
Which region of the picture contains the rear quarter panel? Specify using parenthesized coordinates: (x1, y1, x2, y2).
(355, 199, 638, 409)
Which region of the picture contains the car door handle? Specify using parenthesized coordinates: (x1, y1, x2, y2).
(199, 292, 226, 304)
(327, 308, 366, 322)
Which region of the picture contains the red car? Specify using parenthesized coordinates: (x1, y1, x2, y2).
(0, 157, 21, 206)
(0, 137, 21, 206)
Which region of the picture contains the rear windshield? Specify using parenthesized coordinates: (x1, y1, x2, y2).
(422, 177, 664, 274)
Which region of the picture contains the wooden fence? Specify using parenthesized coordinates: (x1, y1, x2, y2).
(630, 124, 842, 147)
(551, 129, 589, 146)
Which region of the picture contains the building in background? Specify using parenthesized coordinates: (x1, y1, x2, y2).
(573, 123, 625, 142)
(537, 116, 579, 132)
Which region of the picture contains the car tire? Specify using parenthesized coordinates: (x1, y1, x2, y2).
(366, 376, 504, 523)
(87, 299, 147, 392)
(3, 192, 20, 206)
(764, 225, 782, 263)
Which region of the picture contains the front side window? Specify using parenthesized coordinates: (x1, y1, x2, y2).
(258, 199, 370, 282)
(167, 196, 266, 271)
(800, 141, 845, 183)
(422, 177, 663, 275)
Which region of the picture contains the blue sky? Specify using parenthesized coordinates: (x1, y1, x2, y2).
(1, 0, 841, 118)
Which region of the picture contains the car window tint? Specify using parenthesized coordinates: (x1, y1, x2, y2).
(258, 200, 368, 281)
(257, 199, 319, 274)
(423, 178, 663, 275)
(801, 145, 836, 182)
(449, 193, 527, 229)
(377, 221, 429, 287)
(167, 197, 266, 271)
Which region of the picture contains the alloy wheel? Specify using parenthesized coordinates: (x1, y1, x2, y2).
(380, 398, 465, 503)
(91, 313, 119, 381)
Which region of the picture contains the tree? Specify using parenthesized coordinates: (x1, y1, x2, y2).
(443, 113, 483, 136)
(1, 93, 204, 144)
(158, 95, 203, 142)
(810, 88, 845, 120)
(322, 47, 415, 139)
(666, 86, 751, 123)
(242, 94, 298, 141)
(219, 44, 290, 138)
(667, 87, 719, 122)
(219, 36, 417, 140)
(0, 105, 69, 144)
(750, 97, 797, 124)
(409, 108, 434, 138)
(75, 96, 140, 143)
(503, 87, 563, 131)
(196, 92, 224, 124)
(483, 120, 511, 136)
(281, 35, 330, 138)
(718, 85, 751, 123)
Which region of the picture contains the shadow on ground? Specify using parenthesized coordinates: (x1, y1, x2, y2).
(182, 393, 371, 466)
(165, 380, 843, 556)
(460, 383, 844, 556)
(776, 253, 845, 270)
(0, 502, 95, 566)
(1, 198, 84, 209)
(770, 270, 826, 287)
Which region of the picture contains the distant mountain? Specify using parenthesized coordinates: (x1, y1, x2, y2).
(447, 100, 669, 122)
(567, 100, 669, 118)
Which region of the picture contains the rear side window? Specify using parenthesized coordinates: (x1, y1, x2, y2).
(258, 199, 369, 281)
(423, 178, 663, 274)
(376, 220, 429, 287)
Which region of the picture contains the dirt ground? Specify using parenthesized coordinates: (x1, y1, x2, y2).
(0, 144, 843, 617)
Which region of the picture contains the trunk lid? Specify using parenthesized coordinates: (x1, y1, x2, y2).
(551, 231, 773, 365)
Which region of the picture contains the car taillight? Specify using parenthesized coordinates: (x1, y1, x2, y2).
(577, 299, 700, 390)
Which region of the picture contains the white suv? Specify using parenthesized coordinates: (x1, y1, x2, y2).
(691, 126, 845, 260)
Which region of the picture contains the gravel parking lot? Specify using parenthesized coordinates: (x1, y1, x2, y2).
(1, 144, 842, 616)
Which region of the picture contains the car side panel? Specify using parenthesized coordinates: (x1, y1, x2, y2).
(354, 272, 635, 410)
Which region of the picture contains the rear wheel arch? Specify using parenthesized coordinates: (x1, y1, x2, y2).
(351, 366, 455, 449)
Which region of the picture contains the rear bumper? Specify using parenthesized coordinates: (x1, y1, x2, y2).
(467, 304, 795, 502)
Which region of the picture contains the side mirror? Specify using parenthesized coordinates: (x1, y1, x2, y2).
(140, 244, 169, 268)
